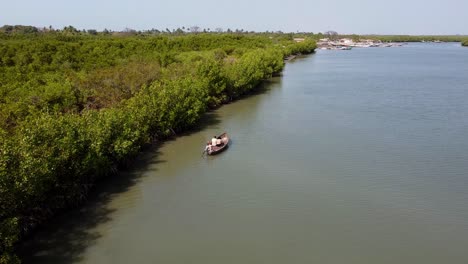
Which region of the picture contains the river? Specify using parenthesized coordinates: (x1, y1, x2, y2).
(20, 43, 468, 263)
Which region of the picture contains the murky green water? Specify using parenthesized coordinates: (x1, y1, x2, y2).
(20, 43, 468, 263)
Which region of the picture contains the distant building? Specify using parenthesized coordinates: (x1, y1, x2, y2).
(339, 38, 354, 45)
(293, 38, 305, 43)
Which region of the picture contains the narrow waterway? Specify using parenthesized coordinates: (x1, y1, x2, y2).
(20, 43, 468, 263)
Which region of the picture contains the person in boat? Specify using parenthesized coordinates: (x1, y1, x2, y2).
(204, 142, 212, 154)
(222, 137, 228, 145)
(212, 136, 218, 146)
(216, 137, 222, 146)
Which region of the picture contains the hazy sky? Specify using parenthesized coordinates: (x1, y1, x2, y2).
(1, 0, 466, 35)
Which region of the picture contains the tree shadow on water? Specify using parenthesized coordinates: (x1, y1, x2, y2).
(17, 148, 166, 264)
(191, 111, 222, 133)
(174, 109, 222, 139)
(238, 79, 278, 99)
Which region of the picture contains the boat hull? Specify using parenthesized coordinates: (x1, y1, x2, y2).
(207, 133, 230, 155)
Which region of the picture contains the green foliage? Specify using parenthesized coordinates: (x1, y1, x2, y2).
(0, 32, 315, 261)
(224, 49, 272, 96)
(281, 39, 317, 55)
(0, 218, 20, 264)
(0, 25, 38, 35)
(462, 39, 468, 47)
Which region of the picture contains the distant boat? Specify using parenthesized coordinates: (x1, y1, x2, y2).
(205, 132, 230, 155)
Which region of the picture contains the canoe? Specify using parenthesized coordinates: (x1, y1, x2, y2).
(207, 132, 230, 155)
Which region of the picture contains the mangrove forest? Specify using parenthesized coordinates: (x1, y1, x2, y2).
(0, 28, 316, 263)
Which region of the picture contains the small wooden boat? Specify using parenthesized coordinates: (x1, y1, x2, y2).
(206, 132, 230, 155)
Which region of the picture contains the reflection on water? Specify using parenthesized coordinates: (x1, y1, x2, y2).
(20, 44, 468, 264)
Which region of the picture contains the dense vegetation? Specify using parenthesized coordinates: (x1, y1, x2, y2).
(0, 29, 316, 263)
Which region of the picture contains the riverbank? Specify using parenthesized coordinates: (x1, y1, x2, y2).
(17, 42, 468, 264)
(0, 34, 316, 263)
(317, 38, 405, 50)
(317, 35, 468, 50)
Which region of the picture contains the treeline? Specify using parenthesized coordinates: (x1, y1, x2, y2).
(320, 32, 468, 43)
(359, 35, 466, 43)
(0, 33, 316, 263)
(0, 24, 319, 37)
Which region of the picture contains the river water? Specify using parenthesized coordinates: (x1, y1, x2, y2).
(20, 43, 468, 263)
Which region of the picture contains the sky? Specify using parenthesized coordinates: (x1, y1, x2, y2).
(1, 0, 467, 35)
